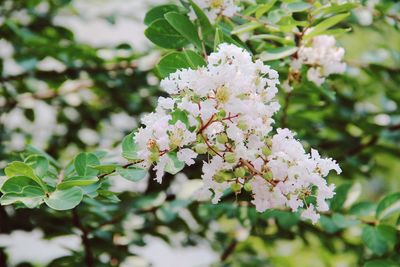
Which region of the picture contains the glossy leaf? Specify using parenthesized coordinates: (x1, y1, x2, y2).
(44, 187, 84, 210)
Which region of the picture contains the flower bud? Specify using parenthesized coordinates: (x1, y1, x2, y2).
(262, 147, 271, 157)
(230, 183, 242, 192)
(237, 121, 247, 131)
(214, 171, 230, 183)
(194, 143, 208, 154)
(224, 152, 236, 164)
(234, 167, 246, 178)
(263, 172, 273, 181)
(243, 182, 252, 192)
(217, 133, 228, 144)
(149, 152, 160, 162)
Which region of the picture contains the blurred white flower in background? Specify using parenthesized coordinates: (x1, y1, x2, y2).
(0, 230, 80, 266)
(53, 0, 168, 51)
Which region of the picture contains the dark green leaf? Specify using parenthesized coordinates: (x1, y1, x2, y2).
(145, 19, 189, 49)
(164, 12, 202, 49)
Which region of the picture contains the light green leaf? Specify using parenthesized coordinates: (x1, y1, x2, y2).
(25, 155, 49, 178)
(92, 164, 119, 173)
(157, 50, 206, 78)
(57, 176, 99, 190)
(0, 185, 45, 208)
(1, 176, 39, 194)
(259, 46, 298, 61)
(165, 152, 185, 175)
(376, 192, 400, 220)
(255, 0, 277, 19)
(312, 3, 357, 17)
(144, 4, 184, 26)
(164, 12, 202, 49)
(44, 187, 83, 210)
(5, 161, 47, 191)
(145, 19, 189, 49)
(214, 27, 224, 51)
(231, 22, 263, 35)
(305, 13, 350, 40)
(287, 2, 312, 13)
(74, 152, 100, 177)
(122, 132, 139, 161)
(117, 167, 148, 182)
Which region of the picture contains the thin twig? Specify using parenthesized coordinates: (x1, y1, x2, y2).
(220, 240, 238, 262)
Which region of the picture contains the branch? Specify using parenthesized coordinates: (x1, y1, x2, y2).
(220, 239, 238, 262)
(71, 208, 95, 267)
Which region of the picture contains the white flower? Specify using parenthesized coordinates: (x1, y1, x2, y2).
(177, 148, 198, 166)
(130, 43, 340, 223)
(189, 0, 240, 22)
(301, 204, 320, 224)
(296, 35, 346, 85)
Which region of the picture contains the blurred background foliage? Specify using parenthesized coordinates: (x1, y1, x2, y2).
(0, 0, 400, 266)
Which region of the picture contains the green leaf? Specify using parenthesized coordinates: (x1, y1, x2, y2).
(26, 145, 60, 168)
(74, 152, 100, 177)
(145, 19, 189, 49)
(144, 4, 184, 26)
(92, 164, 119, 173)
(0, 185, 45, 208)
(122, 132, 139, 161)
(376, 192, 400, 220)
(330, 182, 358, 211)
(287, 2, 312, 13)
(331, 213, 360, 228)
(349, 201, 376, 217)
(319, 215, 341, 234)
(169, 109, 190, 127)
(189, 0, 214, 41)
(255, 0, 277, 19)
(164, 12, 202, 49)
(214, 27, 224, 51)
(259, 46, 298, 61)
(312, 3, 357, 17)
(1, 176, 39, 194)
(305, 13, 350, 40)
(157, 50, 206, 78)
(361, 225, 397, 256)
(231, 21, 263, 35)
(165, 152, 185, 175)
(44, 187, 83, 210)
(57, 176, 99, 190)
(364, 260, 400, 267)
(117, 167, 148, 182)
(25, 155, 49, 178)
(5, 161, 47, 191)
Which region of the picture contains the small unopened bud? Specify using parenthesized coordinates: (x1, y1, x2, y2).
(244, 182, 252, 192)
(214, 171, 230, 183)
(224, 152, 236, 163)
(237, 121, 247, 131)
(194, 143, 208, 154)
(262, 147, 271, 157)
(231, 183, 242, 192)
(234, 167, 246, 178)
(263, 172, 273, 180)
(217, 133, 228, 144)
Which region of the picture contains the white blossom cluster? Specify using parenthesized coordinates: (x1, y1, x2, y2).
(189, 0, 240, 22)
(133, 43, 341, 223)
(292, 35, 346, 86)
